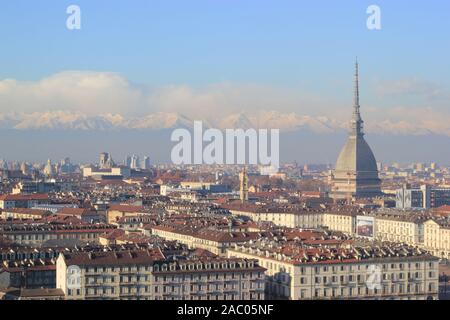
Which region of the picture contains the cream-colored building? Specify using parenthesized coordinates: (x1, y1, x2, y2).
(57, 249, 265, 300)
(82, 166, 131, 179)
(374, 215, 424, 245)
(322, 211, 356, 234)
(1, 208, 49, 220)
(229, 208, 324, 229)
(106, 205, 147, 224)
(227, 206, 450, 262)
(1, 224, 115, 246)
(321, 211, 450, 260)
(228, 242, 439, 300)
(151, 224, 260, 256)
(423, 220, 450, 260)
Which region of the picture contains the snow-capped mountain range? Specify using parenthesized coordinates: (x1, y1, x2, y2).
(0, 110, 448, 136)
(0, 111, 344, 132)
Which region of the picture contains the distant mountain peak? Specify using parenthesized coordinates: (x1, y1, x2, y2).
(0, 110, 448, 137)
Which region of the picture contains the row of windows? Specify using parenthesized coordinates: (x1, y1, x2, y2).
(305, 272, 433, 285)
(154, 282, 263, 293)
(302, 283, 437, 298)
(10, 233, 96, 241)
(306, 262, 433, 274)
(68, 285, 263, 297)
(0, 252, 57, 261)
(153, 293, 263, 300)
(86, 266, 151, 273)
(155, 272, 261, 282)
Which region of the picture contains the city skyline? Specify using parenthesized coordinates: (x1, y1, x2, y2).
(2, 0, 450, 306)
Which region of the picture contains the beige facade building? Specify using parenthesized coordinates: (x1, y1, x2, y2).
(1, 224, 115, 246)
(106, 204, 147, 224)
(0, 194, 50, 210)
(228, 242, 439, 300)
(321, 211, 450, 260)
(322, 211, 356, 234)
(319, 210, 450, 260)
(151, 224, 261, 256)
(225, 204, 450, 261)
(228, 206, 324, 229)
(57, 248, 265, 300)
(82, 166, 131, 179)
(423, 220, 450, 260)
(374, 214, 424, 245)
(1, 208, 50, 220)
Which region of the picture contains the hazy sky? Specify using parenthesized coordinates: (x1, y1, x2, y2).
(0, 1, 449, 163)
(1, 0, 449, 84)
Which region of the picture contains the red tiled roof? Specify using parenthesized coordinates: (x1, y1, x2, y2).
(2, 208, 49, 216)
(0, 194, 50, 201)
(57, 207, 97, 217)
(100, 229, 126, 240)
(62, 248, 165, 266)
(108, 204, 145, 213)
(435, 205, 450, 213)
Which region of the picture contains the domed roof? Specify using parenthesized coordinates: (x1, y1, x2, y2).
(331, 60, 381, 200)
(335, 136, 378, 173)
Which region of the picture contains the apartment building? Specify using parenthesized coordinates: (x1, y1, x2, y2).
(0, 224, 116, 246)
(56, 248, 265, 300)
(374, 214, 426, 245)
(106, 204, 147, 224)
(0, 259, 56, 289)
(322, 211, 357, 234)
(1, 208, 50, 220)
(228, 241, 439, 300)
(0, 194, 50, 210)
(320, 210, 450, 260)
(151, 258, 265, 300)
(221, 203, 450, 261)
(82, 166, 131, 179)
(225, 203, 324, 229)
(423, 219, 450, 259)
(396, 184, 450, 209)
(0, 245, 62, 260)
(57, 248, 165, 300)
(0, 288, 65, 300)
(12, 181, 59, 195)
(151, 223, 262, 256)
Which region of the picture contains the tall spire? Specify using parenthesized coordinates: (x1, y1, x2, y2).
(351, 58, 364, 137)
(354, 57, 359, 108)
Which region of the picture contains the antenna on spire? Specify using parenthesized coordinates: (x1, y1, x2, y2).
(354, 58, 360, 108)
(351, 59, 364, 137)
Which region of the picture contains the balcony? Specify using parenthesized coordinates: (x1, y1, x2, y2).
(119, 291, 141, 297)
(85, 282, 114, 287)
(119, 270, 138, 275)
(324, 282, 339, 287)
(191, 279, 206, 284)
